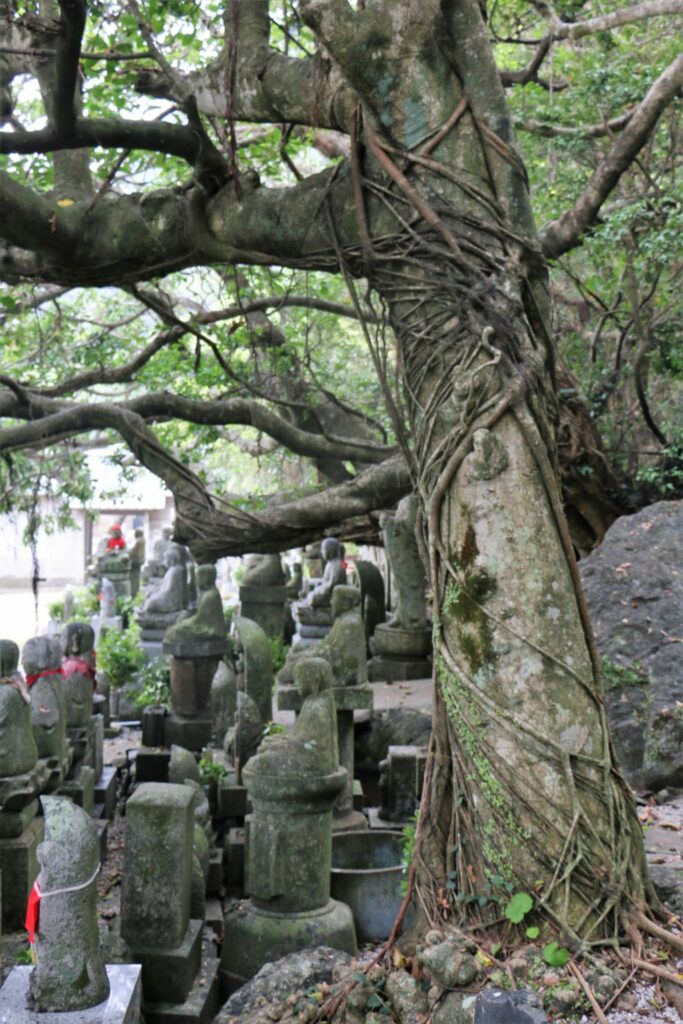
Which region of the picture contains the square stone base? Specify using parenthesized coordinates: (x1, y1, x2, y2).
(128, 919, 203, 1005)
(142, 956, 219, 1024)
(0, 964, 142, 1023)
(367, 807, 413, 830)
(216, 779, 248, 819)
(95, 766, 118, 820)
(58, 764, 96, 814)
(162, 714, 212, 752)
(0, 816, 43, 932)
(0, 799, 38, 839)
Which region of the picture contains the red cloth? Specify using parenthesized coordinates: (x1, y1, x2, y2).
(62, 656, 97, 690)
(25, 880, 41, 943)
(25, 667, 64, 689)
(107, 536, 125, 550)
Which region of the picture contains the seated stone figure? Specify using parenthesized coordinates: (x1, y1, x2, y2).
(22, 636, 67, 760)
(0, 639, 39, 778)
(137, 545, 187, 625)
(256, 657, 339, 776)
(61, 622, 96, 727)
(279, 585, 367, 688)
(241, 553, 286, 586)
(164, 563, 226, 653)
(293, 537, 346, 627)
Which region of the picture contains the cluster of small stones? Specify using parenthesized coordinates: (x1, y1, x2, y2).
(218, 930, 637, 1024)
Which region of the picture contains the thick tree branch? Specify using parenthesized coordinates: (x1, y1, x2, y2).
(517, 111, 634, 139)
(541, 54, 683, 259)
(546, 0, 683, 40)
(53, 0, 86, 134)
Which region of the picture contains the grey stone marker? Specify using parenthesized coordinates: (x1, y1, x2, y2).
(369, 744, 427, 828)
(233, 616, 273, 725)
(221, 658, 357, 992)
(23, 636, 70, 791)
(29, 797, 109, 1012)
(120, 783, 219, 1019)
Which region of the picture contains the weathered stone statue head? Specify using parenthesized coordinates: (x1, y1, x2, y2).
(0, 639, 38, 778)
(0, 638, 20, 677)
(242, 553, 286, 587)
(62, 621, 95, 658)
(28, 796, 110, 1012)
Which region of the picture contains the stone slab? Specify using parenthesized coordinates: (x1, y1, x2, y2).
(95, 766, 118, 820)
(141, 956, 219, 1024)
(59, 764, 96, 814)
(367, 807, 413, 831)
(207, 849, 223, 895)
(162, 714, 212, 753)
(224, 827, 245, 895)
(369, 657, 432, 683)
(95, 818, 109, 864)
(0, 964, 142, 1024)
(0, 815, 43, 932)
(128, 919, 202, 1005)
(296, 624, 330, 639)
(134, 748, 170, 784)
(205, 899, 223, 933)
(163, 637, 227, 659)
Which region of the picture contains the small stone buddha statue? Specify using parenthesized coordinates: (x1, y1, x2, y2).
(164, 563, 226, 646)
(139, 545, 186, 617)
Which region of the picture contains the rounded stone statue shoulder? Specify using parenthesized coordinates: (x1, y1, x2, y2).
(0, 639, 39, 777)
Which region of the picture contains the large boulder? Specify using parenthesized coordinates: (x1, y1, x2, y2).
(215, 946, 352, 1023)
(580, 500, 683, 790)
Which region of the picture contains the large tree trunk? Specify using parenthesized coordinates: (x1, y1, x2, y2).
(302, 0, 653, 941)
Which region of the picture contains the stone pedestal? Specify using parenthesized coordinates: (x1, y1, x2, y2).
(163, 635, 227, 753)
(239, 584, 287, 638)
(0, 964, 142, 1024)
(277, 684, 373, 831)
(58, 763, 96, 814)
(369, 624, 432, 682)
(0, 814, 43, 932)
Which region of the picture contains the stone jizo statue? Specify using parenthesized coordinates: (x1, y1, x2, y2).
(27, 796, 110, 1012)
(99, 577, 117, 619)
(381, 495, 428, 630)
(0, 638, 39, 778)
(258, 658, 338, 776)
(61, 622, 96, 728)
(242, 553, 286, 587)
(22, 636, 67, 760)
(279, 585, 367, 688)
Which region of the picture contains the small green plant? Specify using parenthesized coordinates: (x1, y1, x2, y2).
(223, 603, 236, 631)
(134, 657, 171, 708)
(16, 947, 33, 965)
(600, 657, 648, 692)
(49, 585, 100, 623)
(542, 941, 571, 967)
(400, 810, 419, 893)
(262, 721, 286, 738)
(198, 757, 228, 785)
(268, 635, 287, 675)
(116, 591, 143, 623)
(97, 621, 145, 689)
(504, 891, 533, 923)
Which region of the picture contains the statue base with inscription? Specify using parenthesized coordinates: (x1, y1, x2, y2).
(0, 965, 142, 1024)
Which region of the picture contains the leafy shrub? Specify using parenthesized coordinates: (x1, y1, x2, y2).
(134, 657, 171, 708)
(97, 621, 144, 690)
(268, 635, 287, 675)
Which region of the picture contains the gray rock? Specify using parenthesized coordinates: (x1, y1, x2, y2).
(580, 500, 683, 789)
(433, 991, 477, 1023)
(418, 940, 478, 988)
(474, 988, 548, 1024)
(355, 708, 432, 772)
(28, 797, 110, 1012)
(211, 656, 238, 745)
(381, 495, 428, 630)
(216, 946, 352, 1020)
(385, 971, 429, 1023)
